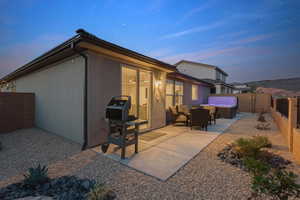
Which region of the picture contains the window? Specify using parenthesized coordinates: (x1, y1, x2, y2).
(165, 79, 184, 108)
(175, 81, 183, 106)
(166, 80, 174, 109)
(192, 84, 198, 100)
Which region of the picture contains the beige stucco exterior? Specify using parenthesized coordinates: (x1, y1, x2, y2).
(177, 62, 217, 80)
(86, 50, 167, 147)
(14, 56, 85, 144)
(183, 82, 210, 106)
(86, 51, 121, 147)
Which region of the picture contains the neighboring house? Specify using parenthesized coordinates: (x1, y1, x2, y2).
(232, 82, 251, 94)
(0, 29, 212, 149)
(175, 60, 234, 94)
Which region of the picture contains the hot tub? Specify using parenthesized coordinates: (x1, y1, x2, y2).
(201, 96, 238, 119)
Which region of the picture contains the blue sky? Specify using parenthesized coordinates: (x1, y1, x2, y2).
(0, 0, 299, 82)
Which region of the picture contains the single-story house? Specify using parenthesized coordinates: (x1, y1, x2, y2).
(0, 29, 212, 149)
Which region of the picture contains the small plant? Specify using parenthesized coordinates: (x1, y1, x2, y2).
(257, 112, 266, 123)
(251, 169, 300, 200)
(243, 157, 270, 176)
(252, 136, 272, 148)
(234, 136, 271, 158)
(256, 111, 271, 130)
(23, 164, 49, 188)
(255, 123, 271, 130)
(87, 183, 115, 200)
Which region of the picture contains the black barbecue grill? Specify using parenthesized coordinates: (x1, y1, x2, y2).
(101, 96, 147, 159)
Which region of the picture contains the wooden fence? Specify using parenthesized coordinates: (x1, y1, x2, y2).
(211, 93, 271, 113)
(276, 98, 289, 118)
(297, 97, 300, 128)
(271, 97, 300, 164)
(0, 92, 35, 133)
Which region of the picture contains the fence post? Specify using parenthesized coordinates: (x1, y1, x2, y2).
(273, 98, 277, 111)
(288, 98, 297, 152)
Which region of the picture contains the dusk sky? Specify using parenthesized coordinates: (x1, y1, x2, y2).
(0, 0, 299, 82)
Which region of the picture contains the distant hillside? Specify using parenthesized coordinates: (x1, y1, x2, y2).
(245, 77, 300, 92)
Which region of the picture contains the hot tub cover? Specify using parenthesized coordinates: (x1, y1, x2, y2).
(202, 96, 238, 108)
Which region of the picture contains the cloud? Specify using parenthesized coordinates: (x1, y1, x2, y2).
(217, 30, 248, 39)
(161, 20, 226, 39)
(160, 46, 242, 64)
(178, 1, 214, 24)
(148, 0, 165, 12)
(230, 33, 275, 45)
(145, 48, 173, 58)
(0, 34, 68, 79)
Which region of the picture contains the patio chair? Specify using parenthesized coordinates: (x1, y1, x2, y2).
(201, 105, 217, 125)
(169, 106, 189, 126)
(190, 108, 210, 131)
(177, 105, 190, 116)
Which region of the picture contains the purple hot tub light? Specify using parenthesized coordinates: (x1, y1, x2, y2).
(201, 96, 238, 119)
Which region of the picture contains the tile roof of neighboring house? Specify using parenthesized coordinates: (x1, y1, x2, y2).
(175, 60, 228, 76)
(1, 29, 176, 82)
(167, 72, 214, 87)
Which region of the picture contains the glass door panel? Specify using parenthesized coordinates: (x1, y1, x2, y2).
(121, 67, 138, 118)
(121, 66, 152, 130)
(139, 70, 152, 129)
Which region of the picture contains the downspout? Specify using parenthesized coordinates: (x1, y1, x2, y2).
(71, 42, 88, 150)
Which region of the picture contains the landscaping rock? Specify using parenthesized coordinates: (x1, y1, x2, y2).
(16, 196, 53, 200)
(0, 176, 107, 200)
(217, 144, 291, 171)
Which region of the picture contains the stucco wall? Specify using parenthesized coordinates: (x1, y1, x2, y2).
(15, 56, 85, 144)
(87, 51, 121, 147)
(183, 82, 210, 106)
(177, 62, 216, 80)
(87, 51, 167, 147)
(151, 70, 167, 129)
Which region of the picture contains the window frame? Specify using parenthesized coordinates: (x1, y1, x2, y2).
(165, 79, 184, 108)
(192, 84, 198, 101)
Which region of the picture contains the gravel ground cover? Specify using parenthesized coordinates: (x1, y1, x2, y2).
(73, 113, 300, 200)
(0, 128, 81, 182)
(1, 114, 299, 200)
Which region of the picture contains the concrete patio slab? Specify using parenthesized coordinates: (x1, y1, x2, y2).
(93, 113, 250, 181)
(121, 146, 190, 180)
(156, 132, 218, 158)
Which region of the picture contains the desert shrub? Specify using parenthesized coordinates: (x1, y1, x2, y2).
(87, 183, 116, 200)
(255, 123, 271, 130)
(23, 164, 49, 188)
(251, 169, 300, 200)
(257, 112, 266, 123)
(234, 136, 272, 158)
(243, 157, 271, 175)
(252, 136, 272, 148)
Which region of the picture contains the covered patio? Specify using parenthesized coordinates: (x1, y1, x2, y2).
(93, 113, 248, 181)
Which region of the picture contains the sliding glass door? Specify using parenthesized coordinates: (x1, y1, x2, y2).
(121, 66, 152, 130)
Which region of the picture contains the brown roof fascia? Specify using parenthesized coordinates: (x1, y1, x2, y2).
(76, 29, 176, 72)
(1, 29, 177, 82)
(167, 72, 214, 88)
